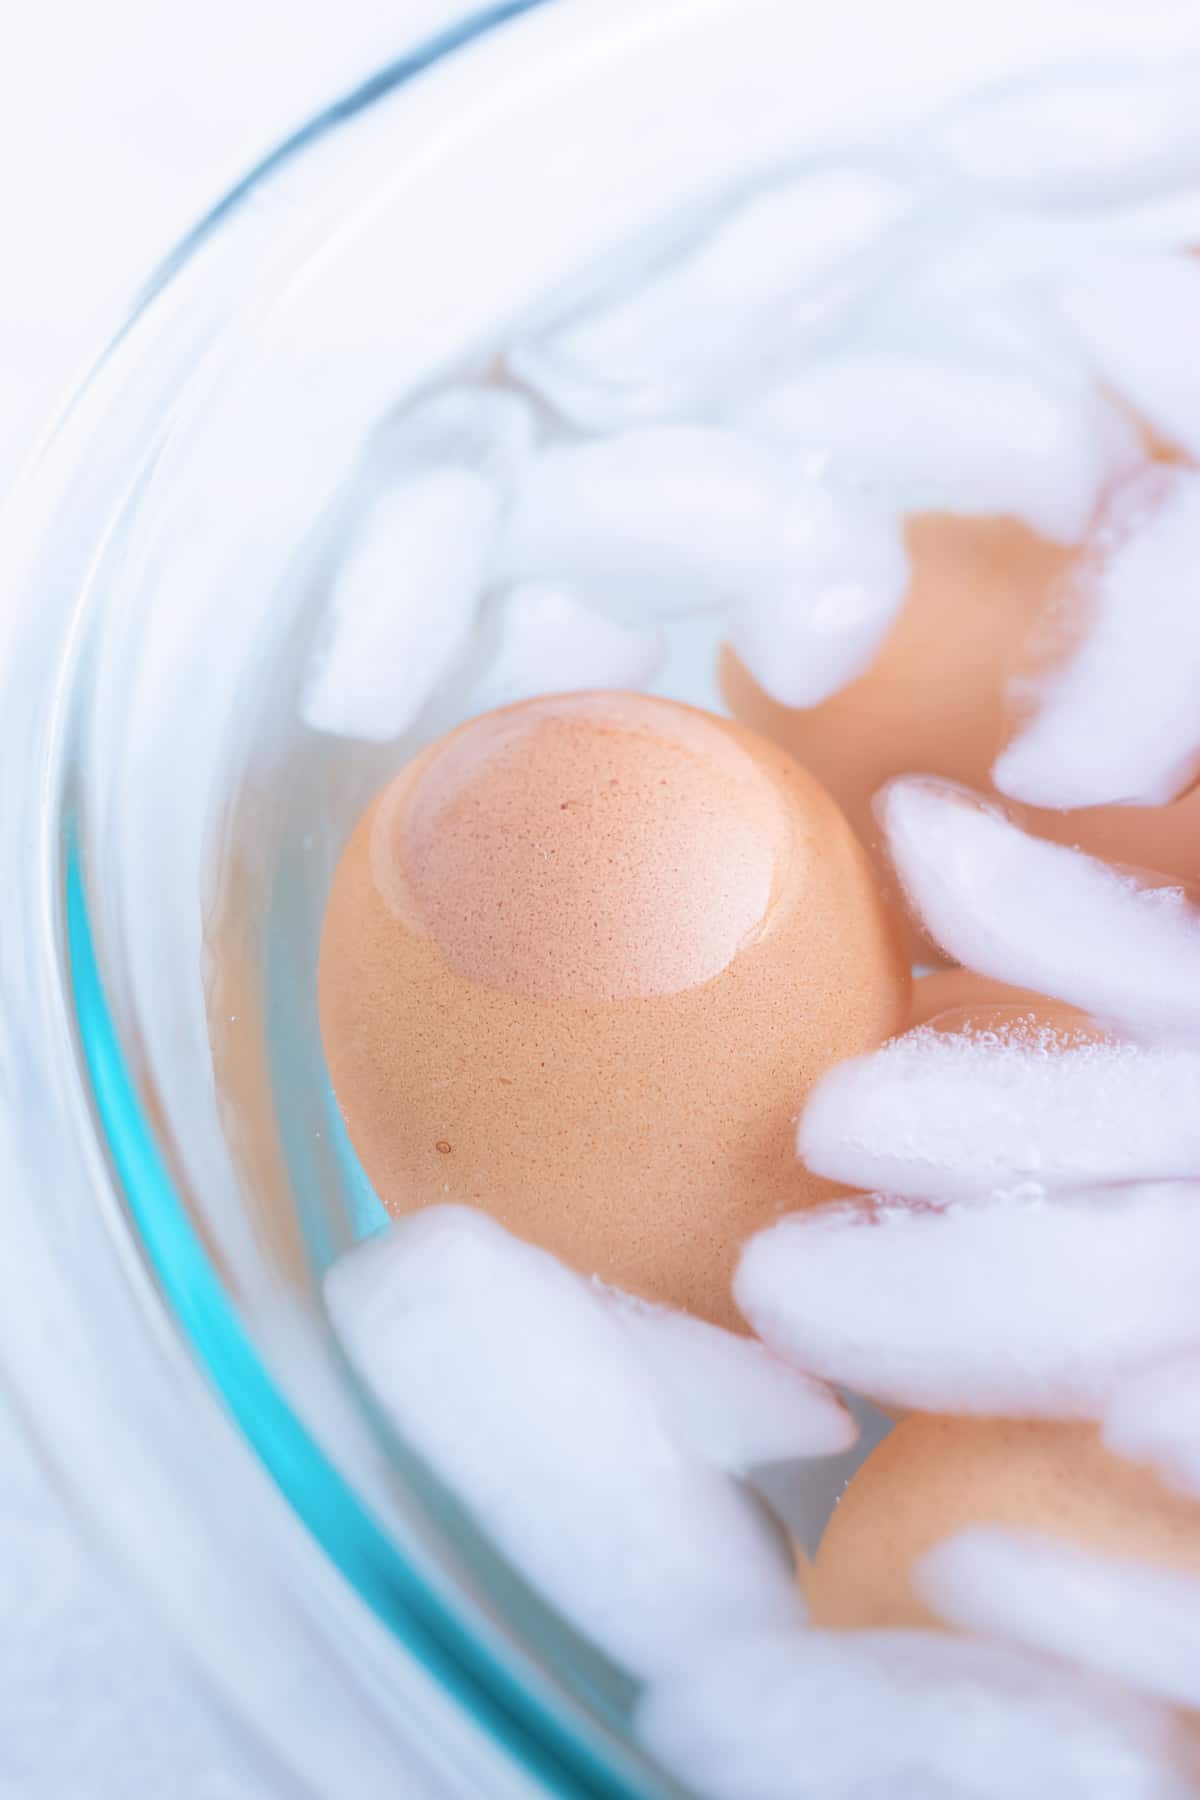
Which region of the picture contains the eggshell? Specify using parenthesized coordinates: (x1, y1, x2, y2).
(807, 1414, 1200, 1632)
(319, 691, 910, 1330)
(908, 969, 1102, 1038)
(722, 509, 1200, 958)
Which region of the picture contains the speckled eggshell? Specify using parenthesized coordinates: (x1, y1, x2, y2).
(319, 691, 910, 1330)
(722, 510, 1200, 958)
(807, 1414, 1200, 1632)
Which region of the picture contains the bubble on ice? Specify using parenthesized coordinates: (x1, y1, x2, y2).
(507, 169, 913, 430)
(921, 1528, 1200, 1714)
(726, 490, 910, 708)
(637, 1628, 1192, 1800)
(472, 581, 664, 712)
(301, 389, 534, 742)
(740, 341, 1137, 546)
(598, 1287, 856, 1476)
(1105, 1357, 1200, 1500)
(933, 66, 1200, 204)
(496, 422, 891, 625)
(995, 468, 1200, 810)
(881, 778, 1200, 1043)
(1058, 253, 1200, 464)
(800, 1022, 1200, 1204)
(736, 1187, 1200, 1420)
(325, 1209, 804, 1677)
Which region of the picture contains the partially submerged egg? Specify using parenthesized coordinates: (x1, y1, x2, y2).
(908, 968, 1101, 1038)
(319, 691, 909, 1329)
(807, 1414, 1200, 1632)
(722, 509, 1200, 955)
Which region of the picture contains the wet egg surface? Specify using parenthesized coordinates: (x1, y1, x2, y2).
(320, 691, 909, 1329)
(807, 1414, 1200, 1633)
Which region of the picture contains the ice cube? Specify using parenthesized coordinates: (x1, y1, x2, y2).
(933, 67, 1200, 204)
(995, 468, 1200, 809)
(598, 1287, 856, 1476)
(301, 388, 535, 742)
(1058, 254, 1200, 464)
(637, 1628, 1191, 1800)
(736, 1187, 1200, 1419)
(740, 338, 1138, 544)
(1105, 1357, 1200, 1500)
(881, 778, 1200, 1043)
(372, 386, 536, 486)
(921, 1528, 1200, 1714)
(473, 581, 664, 712)
(325, 1210, 803, 1677)
(726, 491, 910, 708)
(496, 423, 880, 624)
(508, 169, 913, 430)
(800, 1022, 1200, 1204)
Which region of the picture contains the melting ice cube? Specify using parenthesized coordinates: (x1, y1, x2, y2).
(301, 389, 534, 741)
(598, 1287, 856, 1476)
(881, 778, 1200, 1043)
(1058, 253, 1200, 464)
(995, 466, 1200, 810)
(800, 1022, 1200, 1204)
(741, 340, 1137, 545)
(508, 169, 913, 430)
(736, 1187, 1200, 1420)
(921, 1528, 1200, 1714)
(637, 1627, 1191, 1800)
(326, 1210, 805, 1677)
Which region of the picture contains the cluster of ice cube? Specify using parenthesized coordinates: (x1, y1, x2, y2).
(307, 60, 1200, 1800)
(301, 130, 1200, 748)
(325, 1209, 849, 1679)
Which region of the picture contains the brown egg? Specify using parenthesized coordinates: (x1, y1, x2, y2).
(807, 1415, 1200, 1632)
(908, 968, 1101, 1038)
(319, 692, 910, 1329)
(722, 509, 1200, 958)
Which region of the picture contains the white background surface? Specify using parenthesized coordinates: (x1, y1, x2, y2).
(0, 3, 462, 1792)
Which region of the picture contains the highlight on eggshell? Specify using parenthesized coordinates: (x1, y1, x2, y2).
(319, 690, 910, 1330)
(806, 1415, 1200, 1636)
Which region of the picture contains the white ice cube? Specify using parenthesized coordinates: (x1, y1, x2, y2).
(881, 778, 1200, 1044)
(1059, 253, 1200, 464)
(726, 492, 910, 708)
(598, 1288, 856, 1476)
(741, 341, 1134, 544)
(325, 1210, 803, 1678)
(934, 67, 1200, 204)
(922, 1528, 1200, 1714)
(301, 388, 535, 742)
(800, 1022, 1200, 1204)
(473, 581, 664, 711)
(996, 467, 1200, 809)
(497, 423, 888, 627)
(637, 1628, 1191, 1800)
(1105, 1356, 1200, 1500)
(508, 169, 913, 430)
(736, 1187, 1200, 1420)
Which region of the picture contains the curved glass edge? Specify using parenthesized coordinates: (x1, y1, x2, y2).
(65, 828, 650, 1800)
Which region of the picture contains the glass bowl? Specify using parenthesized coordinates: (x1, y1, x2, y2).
(3, 2, 1200, 1794)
